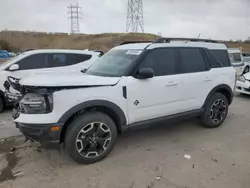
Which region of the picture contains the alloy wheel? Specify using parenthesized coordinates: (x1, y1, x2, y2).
(210, 99, 227, 124)
(75, 122, 112, 158)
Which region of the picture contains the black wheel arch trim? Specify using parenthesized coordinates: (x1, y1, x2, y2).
(0, 89, 7, 104)
(58, 100, 127, 128)
(203, 84, 233, 107)
(244, 65, 250, 72)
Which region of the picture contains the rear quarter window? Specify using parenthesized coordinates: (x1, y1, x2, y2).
(211, 50, 231, 67)
(203, 49, 222, 68)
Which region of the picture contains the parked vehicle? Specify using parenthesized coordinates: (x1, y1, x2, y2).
(228, 48, 245, 76)
(8, 52, 16, 57)
(13, 38, 236, 164)
(0, 50, 11, 63)
(235, 73, 250, 95)
(0, 49, 103, 112)
(0, 50, 10, 59)
(242, 52, 250, 74)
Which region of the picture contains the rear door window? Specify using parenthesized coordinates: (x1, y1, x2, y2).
(47, 53, 92, 67)
(178, 48, 207, 73)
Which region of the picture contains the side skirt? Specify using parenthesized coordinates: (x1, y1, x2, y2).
(126, 109, 204, 131)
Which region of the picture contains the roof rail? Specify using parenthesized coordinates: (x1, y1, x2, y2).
(120, 41, 153, 45)
(92, 50, 104, 57)
(153, 38, 218, 43)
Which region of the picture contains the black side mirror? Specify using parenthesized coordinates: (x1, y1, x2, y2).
(137, 68, 154, 79)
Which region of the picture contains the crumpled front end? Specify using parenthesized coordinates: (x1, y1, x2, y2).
(235, 75, 250, 95)
(4, 76, 23, 105)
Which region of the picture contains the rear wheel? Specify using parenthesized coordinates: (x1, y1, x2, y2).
(65, 112, 117, 164)
(201, 93, 228, 128)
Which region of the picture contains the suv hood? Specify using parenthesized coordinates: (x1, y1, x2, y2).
(20, 71, 121, 87)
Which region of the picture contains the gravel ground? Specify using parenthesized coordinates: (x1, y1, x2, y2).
(0, 107, 21, 140)
(0, 94, 250, 188)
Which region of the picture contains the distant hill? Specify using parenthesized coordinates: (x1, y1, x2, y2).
(0, 30, 249, 52)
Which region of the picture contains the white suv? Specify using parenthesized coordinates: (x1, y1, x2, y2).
(13, 38, 236, 164)
(0, 49, 102, 112)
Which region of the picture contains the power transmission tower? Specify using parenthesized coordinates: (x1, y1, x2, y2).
(126, 0, 144, 33)
(68, 4, 82, 34)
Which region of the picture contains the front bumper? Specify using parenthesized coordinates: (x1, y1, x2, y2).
(16, 122, 63, 148)
(235, 80, 250, 95)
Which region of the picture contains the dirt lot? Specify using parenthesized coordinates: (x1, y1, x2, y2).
(0, 94, 250, 188)
(1, 31, 250, 53)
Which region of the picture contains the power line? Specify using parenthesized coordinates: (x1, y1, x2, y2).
(68, 4, 82, 34)
(126, 0, 144, 33)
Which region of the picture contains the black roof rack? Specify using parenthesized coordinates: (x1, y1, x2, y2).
(120, 41, 153, 45)
(153, 38, 218, 43)
(92, 50, 104, 56)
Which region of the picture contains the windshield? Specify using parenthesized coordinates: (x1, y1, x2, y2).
(86, 49, 141, 77)
(229, 53, 242, 62)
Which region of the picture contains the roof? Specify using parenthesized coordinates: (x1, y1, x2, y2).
(228, 48, 242, 53)
(21, 49, 100, 56)
(153, 37, 218, 43)
(147, 42, 227, 50)
(112, 39, 227, 51)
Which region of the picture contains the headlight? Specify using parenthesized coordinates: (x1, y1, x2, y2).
(238, 76, 246, 83)
(20, 93, 53, 114)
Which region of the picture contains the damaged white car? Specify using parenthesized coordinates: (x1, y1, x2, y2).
(235, 73, 250, 95)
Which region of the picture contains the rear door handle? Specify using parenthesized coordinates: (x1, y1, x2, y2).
(165, 81, 178, 86)
(204, 77, 212, 82)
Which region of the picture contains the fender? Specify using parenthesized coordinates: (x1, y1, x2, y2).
(58, 100, 127, 127)
(203, 84, 233, 107)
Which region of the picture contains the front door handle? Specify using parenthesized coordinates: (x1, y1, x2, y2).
(204, 77, 212, 82)
(165, 81, 178, 86)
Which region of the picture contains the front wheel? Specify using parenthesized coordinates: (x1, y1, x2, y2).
(201, 93, 229, 128)
(65, 112, 117, 164)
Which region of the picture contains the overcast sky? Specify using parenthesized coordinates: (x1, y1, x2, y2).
(0, 0, 249, 40)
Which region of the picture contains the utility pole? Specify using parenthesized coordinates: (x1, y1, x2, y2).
(68, 3, 82, 34)
(126, 0, 144, 33)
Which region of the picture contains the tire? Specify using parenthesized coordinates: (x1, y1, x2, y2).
(244, 66, 250, 74)
(0, 97, 4, 113)
(201, 93, 229, 128)
(65, 112, 117, 164)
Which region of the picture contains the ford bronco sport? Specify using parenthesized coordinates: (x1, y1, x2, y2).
(13, 38, 236, 164)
